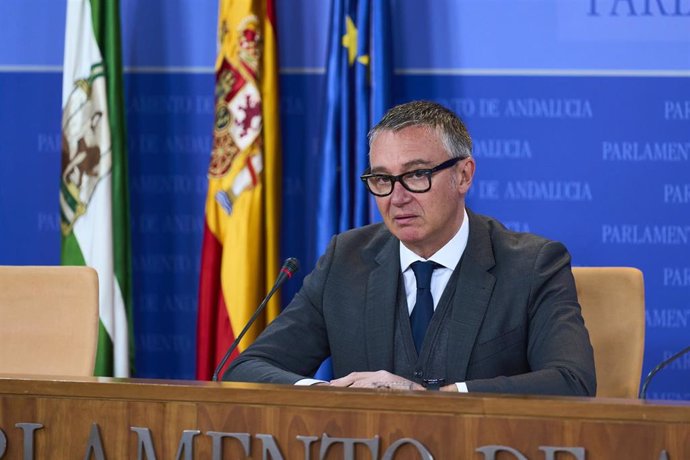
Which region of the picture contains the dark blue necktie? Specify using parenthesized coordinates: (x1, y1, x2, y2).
(409, 261, 438, 353)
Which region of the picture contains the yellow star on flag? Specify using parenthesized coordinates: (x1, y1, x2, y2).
(342, 15, 369, 66)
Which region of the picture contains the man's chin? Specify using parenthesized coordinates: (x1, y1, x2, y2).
(386, 219, 423, 240)
(394, 231, 424, 248)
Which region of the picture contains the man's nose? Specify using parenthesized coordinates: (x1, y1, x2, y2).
(389, 180, 410, 204)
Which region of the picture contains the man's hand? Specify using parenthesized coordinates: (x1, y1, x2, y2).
(329, 370, 425, 390)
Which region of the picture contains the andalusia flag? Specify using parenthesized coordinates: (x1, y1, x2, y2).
(60, 0, 133, 377)
(196, 0, 281, 380)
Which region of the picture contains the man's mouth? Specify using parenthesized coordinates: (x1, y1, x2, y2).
(393, 214, 417, 224)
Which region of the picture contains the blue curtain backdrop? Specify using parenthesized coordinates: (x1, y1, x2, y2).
(0, 0, 689, 399)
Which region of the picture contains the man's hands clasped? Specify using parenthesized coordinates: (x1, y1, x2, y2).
(328, 370, 424, 390)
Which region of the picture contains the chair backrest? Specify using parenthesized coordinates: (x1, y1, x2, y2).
(0, 265, 99, 377)
(572, 267, 645, 398)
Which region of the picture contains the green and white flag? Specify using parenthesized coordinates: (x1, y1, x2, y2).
(61, 0, 133, 377)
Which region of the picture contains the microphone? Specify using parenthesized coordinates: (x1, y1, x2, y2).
(639, 344, 690, 399)
(211, 257, 300, 381)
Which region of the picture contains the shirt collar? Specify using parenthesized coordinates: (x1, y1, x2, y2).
(399, 208, 470, 272)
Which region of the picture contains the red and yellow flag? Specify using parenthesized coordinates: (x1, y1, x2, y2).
(196, 0, 281, 380)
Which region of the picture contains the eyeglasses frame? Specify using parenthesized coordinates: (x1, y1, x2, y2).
(360, 157, 463, 197)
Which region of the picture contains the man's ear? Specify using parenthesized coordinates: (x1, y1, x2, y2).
(457, 157, 475, 193)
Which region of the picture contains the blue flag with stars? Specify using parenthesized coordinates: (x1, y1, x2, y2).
(314, 0, 392, 380)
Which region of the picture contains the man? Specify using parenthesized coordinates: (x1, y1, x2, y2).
(226, 101, 596, 395)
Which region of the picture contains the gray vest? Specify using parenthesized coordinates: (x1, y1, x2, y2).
(393, 261, 463, 385)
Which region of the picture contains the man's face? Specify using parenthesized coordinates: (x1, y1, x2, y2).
(369, 125, 474, 259)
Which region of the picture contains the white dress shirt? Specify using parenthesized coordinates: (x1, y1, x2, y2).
(399, 209, 469, 315)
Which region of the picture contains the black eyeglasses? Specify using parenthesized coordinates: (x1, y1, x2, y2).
(360, 157, 462, 197)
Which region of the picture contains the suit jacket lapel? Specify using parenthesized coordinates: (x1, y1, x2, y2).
(447, 210, 496, 381)
(364, 232, 400, 371)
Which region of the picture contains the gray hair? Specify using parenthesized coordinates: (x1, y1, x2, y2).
(368, 100, 473, 159)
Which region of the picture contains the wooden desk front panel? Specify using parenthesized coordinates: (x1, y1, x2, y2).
(0, 377, 688, 459)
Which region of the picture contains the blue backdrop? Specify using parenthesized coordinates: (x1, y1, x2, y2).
(0, 0, 688, 398)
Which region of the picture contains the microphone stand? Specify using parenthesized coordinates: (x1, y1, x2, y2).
(639, 345, 690, 399)
(211, 258, 299, 381)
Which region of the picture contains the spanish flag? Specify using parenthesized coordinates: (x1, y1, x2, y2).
(196, 0, 281, 380)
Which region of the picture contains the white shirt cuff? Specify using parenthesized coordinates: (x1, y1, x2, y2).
(456, 382, 468, 393)
(295, 378, 328, 386)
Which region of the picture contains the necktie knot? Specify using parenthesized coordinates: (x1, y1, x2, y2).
(410, 261, 438, 290)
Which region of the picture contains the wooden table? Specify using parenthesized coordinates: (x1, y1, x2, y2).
(0, 376, 688, 459)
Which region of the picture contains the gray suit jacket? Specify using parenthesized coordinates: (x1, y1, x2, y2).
(226, 210, 596, 396)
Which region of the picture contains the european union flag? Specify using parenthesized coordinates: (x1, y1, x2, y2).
(314, 0, 392, 380)
(317, 0, 392, 253)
